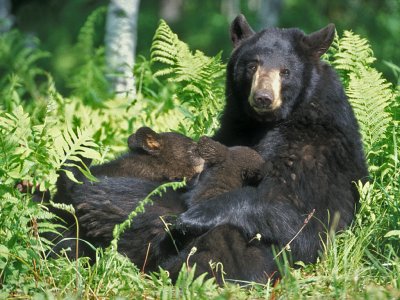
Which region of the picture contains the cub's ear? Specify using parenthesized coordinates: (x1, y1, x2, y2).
(302, 23, 335, 57)
(128, 127, 162, 155)
(230, 14, 255, 48)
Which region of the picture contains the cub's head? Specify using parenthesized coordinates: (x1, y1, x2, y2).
(227, 14, 335, 123)
(128, 127, 204, 181)
(197, 136, 265, 186)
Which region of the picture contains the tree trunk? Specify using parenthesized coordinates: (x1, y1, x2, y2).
(105, 0, 140, 99)
(0, 0, 14, 32)
(221, 0, 241, 22)
(160, 0, 183, 23)
(257, 0, 283, 29)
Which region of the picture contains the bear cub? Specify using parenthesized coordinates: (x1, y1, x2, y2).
(184, 136, 265, 206)
(54, 126, 204, 206)
(49, 127, 204, 261)
(89, 126, 205, 182)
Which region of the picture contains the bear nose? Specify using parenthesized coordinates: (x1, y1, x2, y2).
(253, 90, 273, 108)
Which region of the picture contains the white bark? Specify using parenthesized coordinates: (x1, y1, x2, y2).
(160, 0, 183, 22)
(221, 0, 241, 22)
(0, 0, 14, 32)
(105, 0, 140, 99)
(257, 0, 283, 28)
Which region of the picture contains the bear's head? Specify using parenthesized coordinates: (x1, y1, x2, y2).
(227, 14, 335, 123)
(197, 136, 265, 186)
(127, 127, 204, 182)
(183, 136, 265, 206)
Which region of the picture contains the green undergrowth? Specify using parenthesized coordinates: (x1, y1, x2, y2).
(0, 11, 399, 299)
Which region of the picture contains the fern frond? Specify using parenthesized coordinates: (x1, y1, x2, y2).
(150, 20, 225, 138)
(70, 7, 110, 104)
(110, 179, 187, 250)
(76, 6, 107, 60)
(51, 126, 101, 179)
(151, 20, 225, 91)
(0, 30, 49, 101)
(0, 106, 32, 144)
(330, 30, 396, 168)
(151, 20, 184, 66)
(0, 102, 102, 189)
(333, 30, 376, 74)
(347, 68, 393, 153)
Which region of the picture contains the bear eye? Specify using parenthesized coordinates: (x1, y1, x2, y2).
(280, 68, 290, 77)
(247, 62, 258, 72)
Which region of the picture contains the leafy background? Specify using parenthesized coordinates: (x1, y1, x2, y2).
(1, 4, 399, 299)
(11, 0, 400, 89)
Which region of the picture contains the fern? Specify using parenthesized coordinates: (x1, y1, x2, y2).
(0, 30, 49, 102)
(0, 106, 35, 185)
(332, 30, 376, 76)
(0, 96, 103, 295)
(76, 6, 107, 61)
(150, 20, 225, 138)
(346, 68, 393, 155)
(50, 126, 102, 183)
(330, 32, 400, 261)
(110, 180, 187, 250)
(69, 7, 111, 105)
(0, 103, 101, 190)
(331, 31, 396, 172)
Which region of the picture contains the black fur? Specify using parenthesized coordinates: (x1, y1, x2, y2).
(183, 136, 265, 207)
(48, 127, 204, 260)
(54, 126, 203, 205)
(74, 177, 186, 271)
(73, 136, 265, 270)
(164, 15, 368, 284)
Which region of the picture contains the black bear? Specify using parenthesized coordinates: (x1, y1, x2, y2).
(54, 126, 204, 205)
(183, 136, 265, 206)
(49, 126, 204, 260)
(90, 126, 204, 181)
(75, 136, 265, 271)
(72, 177, 186, 271)
(163, 14, 368, 284)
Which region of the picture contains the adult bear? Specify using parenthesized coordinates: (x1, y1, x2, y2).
(165, 14, 369, 284)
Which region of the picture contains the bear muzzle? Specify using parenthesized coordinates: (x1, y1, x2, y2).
(248, 68, 282, 113)
(253, 90, 274, 109)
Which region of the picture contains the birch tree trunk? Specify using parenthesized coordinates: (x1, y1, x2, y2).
(257, 0, 283, 28)
(105, 0, 140, 99)
(0, 0, 14, 32)
(160, 0, 183, 22)
(221, 0, 241, 22)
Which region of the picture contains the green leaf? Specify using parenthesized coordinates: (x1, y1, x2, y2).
(384, 230, 400, 238)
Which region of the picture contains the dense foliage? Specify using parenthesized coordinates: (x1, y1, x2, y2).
(0, 13, 399, 299)
(11, 1, 400, 89)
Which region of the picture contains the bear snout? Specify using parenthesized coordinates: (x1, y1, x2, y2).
(248, 68, 283, 113)
(253, 89, 274, 109)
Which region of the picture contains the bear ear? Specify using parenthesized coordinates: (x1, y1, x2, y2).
(230, 14, 255, 48)
(302, 23, 335, 57)
(129, 127, 162, 155)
